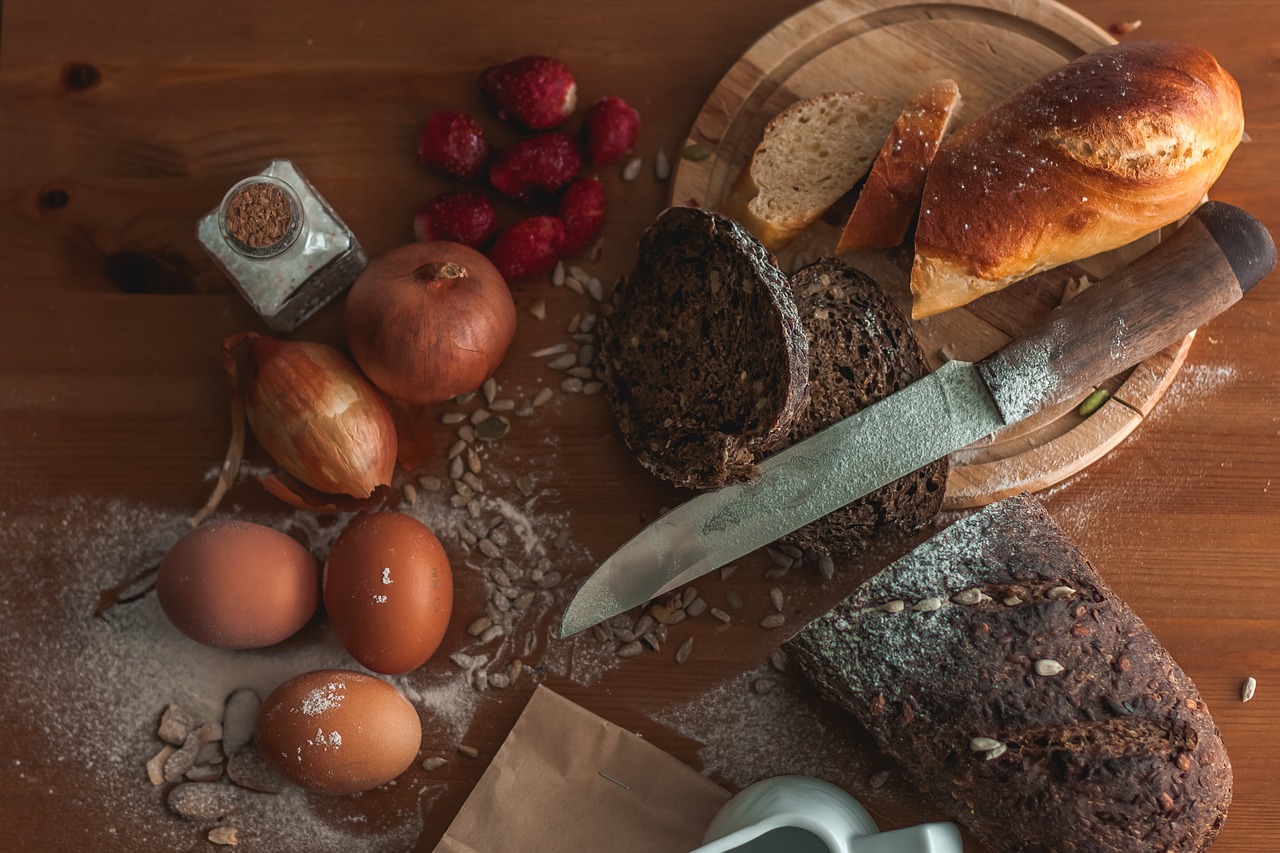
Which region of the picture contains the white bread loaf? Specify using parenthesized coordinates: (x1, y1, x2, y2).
(837, 79, 962, 253)
(721, 91, 895, 253)
(910, 41, 1244, 319)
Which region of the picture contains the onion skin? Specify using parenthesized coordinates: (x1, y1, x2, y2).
(344, 241, 517, 405)
(243, 335, 397, 497)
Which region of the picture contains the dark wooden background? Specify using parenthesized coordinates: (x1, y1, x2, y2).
(2, 1, 1277, 850)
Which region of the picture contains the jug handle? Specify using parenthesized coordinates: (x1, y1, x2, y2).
(848, 821, 963, 853)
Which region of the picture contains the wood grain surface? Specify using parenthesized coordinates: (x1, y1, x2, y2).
(2, 2, 1278, 852)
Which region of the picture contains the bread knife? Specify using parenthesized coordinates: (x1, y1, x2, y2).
(559, 201, 1275, 638)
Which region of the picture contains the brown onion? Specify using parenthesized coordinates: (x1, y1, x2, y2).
(344, 241, 517, 405)
(192, 332, 397, 524)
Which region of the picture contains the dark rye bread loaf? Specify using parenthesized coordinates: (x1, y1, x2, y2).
(776, 259, 947, 554)
(785, 495, 1231, 853)
(597, 206, 809, 488)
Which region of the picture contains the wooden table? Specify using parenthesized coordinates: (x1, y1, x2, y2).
(2, 1, 1276, 850)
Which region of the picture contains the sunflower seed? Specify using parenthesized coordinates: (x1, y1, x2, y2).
(457, 744, 479, 758)
(710, 607, 731, 624)
(475, 417, 509, 441)
(776, 543, 802, 560)
(477, 538, 500, 559)
(208, 827, 239, 847)
(566, 366, 594, 380)
(952, 588, 983, 606)
(531, 387, 555, 408)
(622, 158, 642, 181)
(453, 479, 473, 499)
(869, 770, 890, 789)
(467, 617, 493, 637)
(1078, 388, 1110, 417)
(401, 483, 418, 505)
(449, 456, 465, 480)
(970, 736, 1003, 752)
(547, 353, 577, 370)
(582, 381, 604, 395)
(466, 499, 482, 518)
(633, 614, 655, 636)
(441, 411, 466, 425)
(580, 313, 598, 332)
(458, 424, 476, 443)
(490, 398, 516, 412)
(760, 613, 786, 629)
(681, 587, 699, 609)
(552, 261, 566, 286)
(466, 447, 482, 475)
(515, 590, 535, 609)
(617, 640, 643, 658)
(913, 598, 943, 612)
(528, 298, 547, 320)
(763, 567, 789, 580)
(765, 547, 794, 569)
(537, 571, 562, 589)
(1242, 676, 1257, 702)
(769, 649, 788, 672)
(753, 678, 776, 695)
(516, 475, 535, 496)
(469, 409, 490, 425)
(167, 783, 241, 820)
(480, 378, 497, 403)
(1003, 595, 1022, 606)
(769, 587, 784, 612)
(418, 475, 442, 492)
(566, 276, 585, 294)
(615, 629, 636, 644)
(422, 756, 448, 771)
(553, 530, 572, 549)
(561, 377, 584, 393)
(985, 743, 1008, 761)
(1034, 659, 1065, 676)
(461, 472, 483, 493)
(720, 565, 737, 581)
(1046, 586, 1077, 600)
(489, 672, 511, 689)
(726, 590, 743, 610)
(473, 669, 489, 691)
(508, 659, 524, 684)
(450, 652, 474, 669)
(686, 598, 707, 617)
(587, 277, 604, 301)
(576, 344, 596, 367)
(817, 554, 835, 579)
(533, 343, 569, 358)
(450, 493, 469, 508)
(654, 149, 671, 181)
(676, 637, 693, 664)
(479, 624, 505, 644)
(641, 631, 662, 652)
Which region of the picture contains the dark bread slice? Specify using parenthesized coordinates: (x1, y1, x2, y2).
(775, 259, 946, 554)
(598, 206, 809, 488)
(784, 494, 1232, 853)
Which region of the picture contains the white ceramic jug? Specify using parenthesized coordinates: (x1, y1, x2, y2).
(691, 776, 962, 853)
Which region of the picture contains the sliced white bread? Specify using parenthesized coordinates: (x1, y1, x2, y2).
(721, 91, 895, 253)
(836, 79, 962, 253)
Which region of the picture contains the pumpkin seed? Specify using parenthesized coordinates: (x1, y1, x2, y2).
(984, 743, 1008, 761)
(952, 588, 983, 605)
(682, 143, 713, 161)
(475, 417, 510, 441)
(1242, 676, 1257, 702)
(1034, 659, 1065, 676)
(969, 736, 1002, 752)
(1078, 388, 1110, 417)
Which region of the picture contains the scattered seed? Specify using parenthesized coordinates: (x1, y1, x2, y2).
(617, 640, 644, 658)
(470, 408, 491, 425)
(490, 398, 516, 412)
(655, 149, 671, 180)
(913, 597, 943, 612)
(418, 475, 442, 492)
(676, 637, 693, 664)
(516, 474, 535, 496)
(450, 494, 469, 508)
(682, 143, 713, 161)
(681, 587, 699, 609)
(753, 678, 776, 694)
(467, 617, 493, 637)
(552, 261, 566, 286)
(970, 736, 1003, 752)
(760, 613, 786, 629)
(449, 456, 465, 481)
(553, 529, 572, 549)
(508, 659, 524, 685)
(532, 387, 555, 407)
(765, 547, 794, 569)
(533, 342, 569, 358)
(458, 424, 476, 443)
(473, 669, 489, 691)
(726, 590, 743, 611)
(592, 624, 611, 643)
(565, 276, 585, 295)
(634, 614, 655, 636)
(454, 391, 476, 405)
(401, 483, 418, 505)
(1046, 586, 1077, 599)
(481, 378, 498, 404)
(776, 543, 802, 560)
(441, 411, 466, 425)
(453, 480, 473, 499)
(1242, 676, 1257, 702)
(622, 158, 642, 181)
(537, 571, 563, 589)
(587, 277, 604, 301)
(457, 745, 479, 759)
(445, 440, 466, 460)
(478, 539, 501, 559)
(489, 672, 511, 689)
(686, 598, 707, 617)
(548, 353, 577, 370)
(952, 588, 983, 606)
(578, 344, 596, 367)
(528, 298, 547, 320)
(818, 554, 835, 580)
(615, 629, 636, 644)
(514, 590, 535, 609)
(580, 313, 598, 332)
(167, 783, 240, 820)
(769, 587, 784, 612)
(881, 600, 905, 614)
(462, 472, 484, 493)
(562, 377, 584, 393)
(1003, 595, 1022, 607)
(479, 624, 505, 644)
(475, 417, 510, 441)
(985, 743, 1008, 761)
(763, 567, 789, 580)
(1034, 659, 1065, 676)
(567, 313, 582, 334)
(869, 770, 890, 789)
(583, 381, 604, 395)
(422, 756, 448, 771)
(1078, 388, 1110, 417)
(710, 607, 731, 624)
(569, 265, 588, 282)
(566, 365, 594, 379)
(465, 447, 482, 476)
(769, 649, 788, 672)
(147, 745, 176, 785)
(720, 565, 737, 581)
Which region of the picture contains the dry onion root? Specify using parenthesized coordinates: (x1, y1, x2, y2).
(192, 332, 398, 525)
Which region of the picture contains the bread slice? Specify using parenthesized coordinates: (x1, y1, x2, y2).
(772, 259, 947, 554)
(836, 79, 962, 253)
(597, 206, 809, 489)
(910, 42, 1243, 318)
(785, 494, 1232, 853)
(721, 91, 896, 253)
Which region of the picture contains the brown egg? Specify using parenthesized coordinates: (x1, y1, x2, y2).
(323, 512, 453, 675)
(157, 521, 319, 649)
(254, 668, 421, 795)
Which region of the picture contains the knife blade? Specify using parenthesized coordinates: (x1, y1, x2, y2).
(559, 201, 1275, 638)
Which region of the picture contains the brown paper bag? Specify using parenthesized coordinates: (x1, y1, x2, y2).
(435, 685, 730, 853)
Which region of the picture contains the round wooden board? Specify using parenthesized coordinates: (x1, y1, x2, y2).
(669, 0, 1194, 510)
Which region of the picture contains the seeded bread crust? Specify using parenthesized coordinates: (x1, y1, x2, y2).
(776, 259, 947, 554)
(785, 495, 1232, 853)
(598, 206, 809, 489)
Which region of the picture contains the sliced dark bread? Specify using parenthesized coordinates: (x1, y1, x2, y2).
(597, 206, 809, 488)
(784, 495, 1232, 853)
(774, 258, 946, 554)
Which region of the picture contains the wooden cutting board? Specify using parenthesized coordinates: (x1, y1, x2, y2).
(669, 0, 1194, 510)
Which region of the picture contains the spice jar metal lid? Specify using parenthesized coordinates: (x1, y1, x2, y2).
(218, 175, 305, 259)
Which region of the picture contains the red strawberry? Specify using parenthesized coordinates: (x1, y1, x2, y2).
(584, 96, 640, 165)
(490, 133, 582, 203)
(417, 110, 490, 180)
(487, 216, 565, 283)
(413, 192, 498, 249)
(558, 178, 606, 255)
(479, 56, 577, 130)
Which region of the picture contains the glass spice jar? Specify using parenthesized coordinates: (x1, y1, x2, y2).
(197, 159, 367, 332)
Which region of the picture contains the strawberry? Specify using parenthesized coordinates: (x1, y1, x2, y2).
(490, 133, 582, 203)
(479, 56, 577, 130)
(417, 110, 490, 180)
(487, 216, 565, 283)
(558, 177, 606, 255)
(584, 96, 640, 165)
(413, 191, 498, 249)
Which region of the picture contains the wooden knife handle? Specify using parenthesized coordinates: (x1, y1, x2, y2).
(976, 201, 1276, 423)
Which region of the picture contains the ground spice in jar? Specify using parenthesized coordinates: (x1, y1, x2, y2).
(224, 181, 293, 249)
